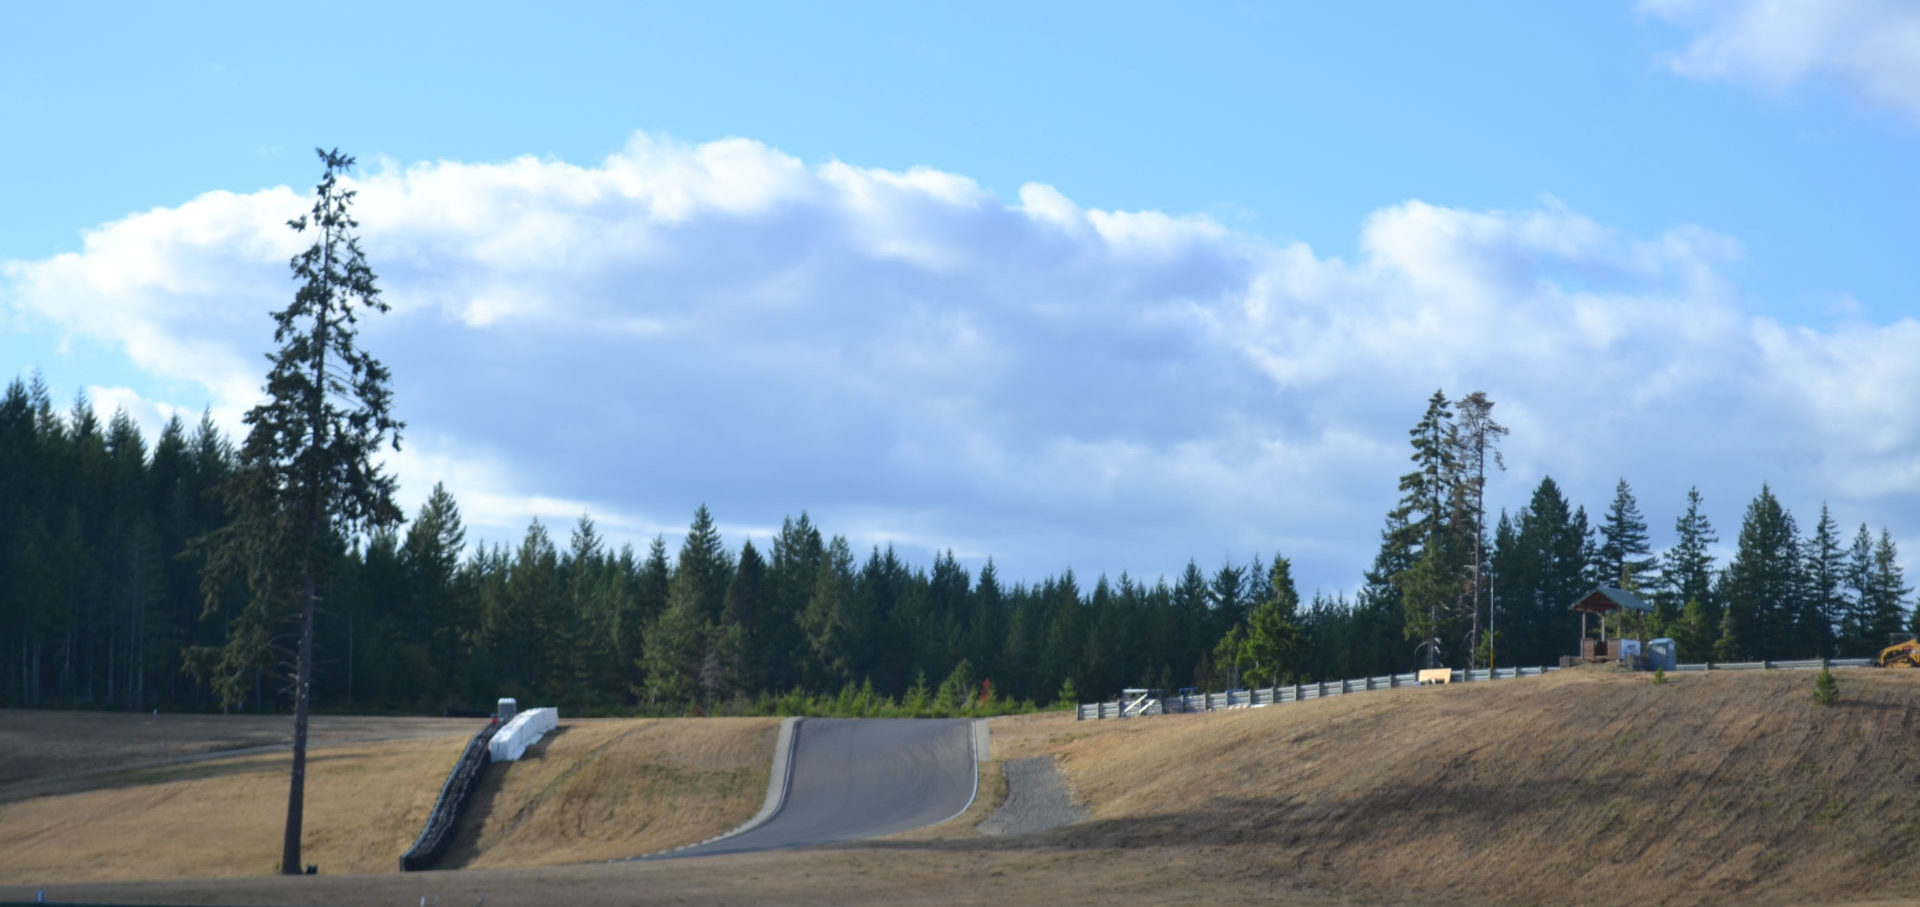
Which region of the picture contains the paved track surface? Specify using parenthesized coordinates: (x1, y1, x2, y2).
(662, 718, 976, 858)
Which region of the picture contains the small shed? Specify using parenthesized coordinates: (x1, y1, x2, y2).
(1569, 587, 1652, 662)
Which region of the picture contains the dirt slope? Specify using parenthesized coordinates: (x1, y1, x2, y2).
(443, 717, 779, 866)
(994, 666, 1920, 905)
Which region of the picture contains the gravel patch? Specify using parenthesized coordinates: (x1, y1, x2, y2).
(980, 755, 1088, 836)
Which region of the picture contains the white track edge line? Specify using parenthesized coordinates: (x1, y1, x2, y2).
(619, 715, 802, 861)
(931, 717, 984, 829)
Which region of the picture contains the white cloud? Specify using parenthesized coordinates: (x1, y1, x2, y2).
(4, 132, 1917, 590)
(85, 385, 189, 437)
(1643, 0, 1920, 120)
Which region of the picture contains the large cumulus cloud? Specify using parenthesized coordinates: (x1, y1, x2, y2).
(5, 133, 1915, 592)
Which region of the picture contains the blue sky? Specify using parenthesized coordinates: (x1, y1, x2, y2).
(5, 1, 1919, 594)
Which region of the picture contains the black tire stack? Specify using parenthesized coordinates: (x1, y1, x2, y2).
(399, 721, 499, 872)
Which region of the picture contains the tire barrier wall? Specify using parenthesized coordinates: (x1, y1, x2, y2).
(399, 721, 498, 872)
(488, 707, 558, 762)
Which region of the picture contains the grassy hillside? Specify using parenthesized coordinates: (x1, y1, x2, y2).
(996, 665, 1920, 905)
(443, 716, 779, 867)
(0, 710, 481, 799)
(0, 713, 776, 885)
(6, 671, 1917, 905)
(0, 735, 467, 881)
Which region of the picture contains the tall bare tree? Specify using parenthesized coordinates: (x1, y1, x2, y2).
(1451, 392, 1506, 667)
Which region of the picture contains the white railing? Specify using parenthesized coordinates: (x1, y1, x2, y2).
(1074, 658, 1874, 720)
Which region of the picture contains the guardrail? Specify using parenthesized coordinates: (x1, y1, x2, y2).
(1075, 657, 1876, 720)
(489, 706, 557, 762)
(400, 721, 498, 871)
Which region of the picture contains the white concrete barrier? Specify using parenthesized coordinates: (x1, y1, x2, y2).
(489, 706, 558, 762)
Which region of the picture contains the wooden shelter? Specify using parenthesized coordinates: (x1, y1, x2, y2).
(1569, 587, 1652, 662)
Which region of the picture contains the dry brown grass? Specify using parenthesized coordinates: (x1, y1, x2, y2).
(0, 713, 775, 884)
(0, 734, 466, 882)
(9, 670, 1920, 906)
(993, 666, 1920, 906)
(0, 709, 484, 801)
(443, 716, 779, 867)
(0, 844, 1355, 907)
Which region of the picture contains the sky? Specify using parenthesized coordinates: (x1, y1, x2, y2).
(4, 0, 1919, 596)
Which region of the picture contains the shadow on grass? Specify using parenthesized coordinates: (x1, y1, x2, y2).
(434, 724, 573, 870)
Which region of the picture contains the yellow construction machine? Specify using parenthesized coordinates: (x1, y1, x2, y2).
(1880, 636, 1920, 668)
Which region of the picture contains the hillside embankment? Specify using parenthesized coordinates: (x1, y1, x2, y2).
(442, 716, 779, 866)
(992, 665, 1920, 905)
(0, 709, 479, 801)
(0, 732, 468, 880)
(5, 670, 1920, 905)
(0, 713, 775, 884)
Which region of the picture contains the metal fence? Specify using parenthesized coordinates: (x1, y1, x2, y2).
(1075, 657, 1877, 720)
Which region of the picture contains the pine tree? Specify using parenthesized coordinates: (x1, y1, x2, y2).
(504, 520, 563, 698)
(636, 536, 671, 626)
(1489, 477, 1588, 667)
(402, 483, 467, 707)
(1207, 626, 1246, 689)
(1676, 598, 1714, 662)
(641, 591, 705, 709)
(673, 505, 733, 625)
(563, 515, 611, 703)
(1036, 569, 1082, 704)
(1241, 556, 1306, 687)
(1842, 523, 1875, 655)
(1660, 486, 1719, 634)
(1869, 530, 1913, 642)
(1171, 560, 1210, 681)
(927, 550, 971, 681)
(799, 535, 858, 688)
(935, 658, 976, 711)
(642, 508, 736, 707)
(1597, 479, 1657, 590)
(968, 560, 1005, 685)
(1720, 485, 1801, 660)
(719, 540, 772, 694)
(1801, 505, 1845, 658)
(903, 668, 931, 715)
(1714, 598, 1742, 662)
(1389, 390, 1470, 665)
(1487, 510, 1516, 667)
(767, 514, 822, 691)
(187, 149, 403, 875)
(1450, 391, 1507, 667)
(1813, 665, 1837, 705)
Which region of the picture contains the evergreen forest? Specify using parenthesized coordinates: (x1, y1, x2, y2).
(0, 374, 1910, 716)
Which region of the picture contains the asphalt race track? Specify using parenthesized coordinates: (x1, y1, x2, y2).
(662, 718, 977, 858)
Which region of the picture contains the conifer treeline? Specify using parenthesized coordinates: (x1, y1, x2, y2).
(1336, 390, 1913, 675)
(1, 374, 1911, 713)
